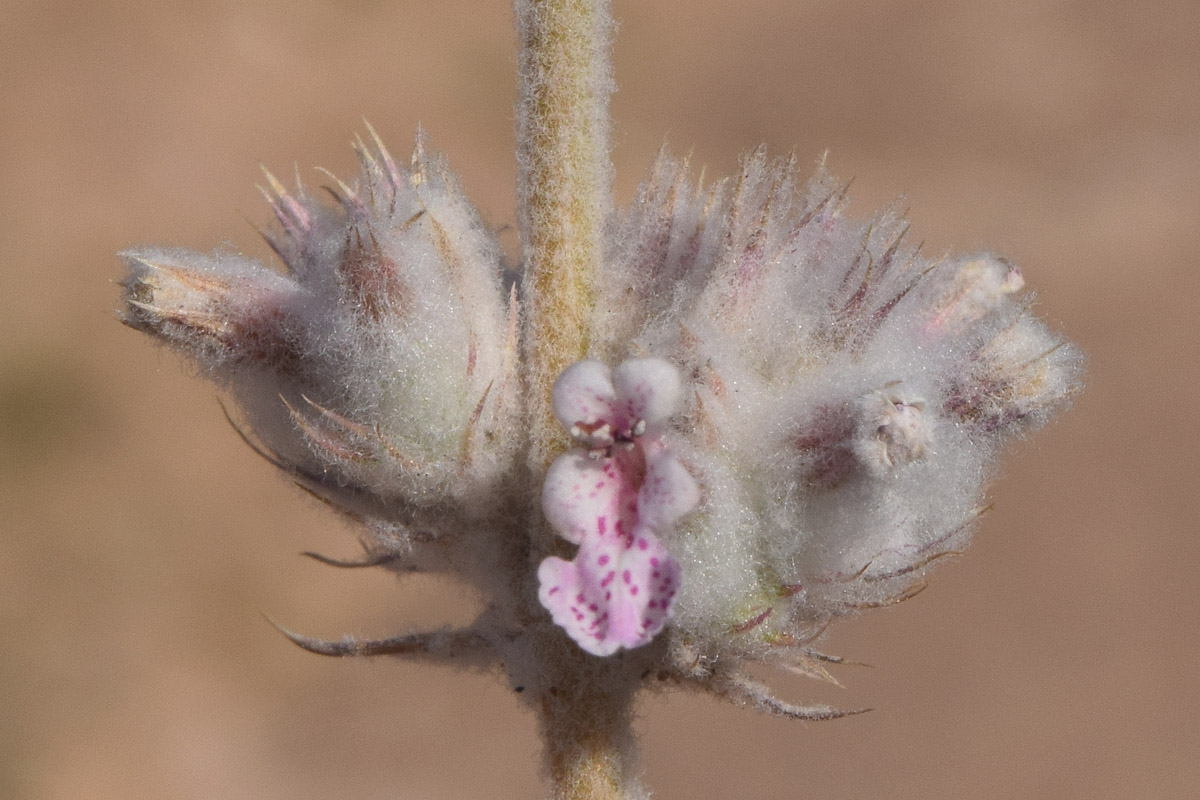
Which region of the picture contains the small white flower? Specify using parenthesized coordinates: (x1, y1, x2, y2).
(539, 358, 699, 656)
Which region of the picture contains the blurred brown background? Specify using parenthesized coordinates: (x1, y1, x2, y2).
(2, 1, 1195, 797)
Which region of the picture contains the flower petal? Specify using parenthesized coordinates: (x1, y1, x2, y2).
(551, 359, 617, 430)
(537, 530, 681, 656)
(612, 358, 682, 428)
(541, 450, 638, 545)
(637, 447, 701, 533)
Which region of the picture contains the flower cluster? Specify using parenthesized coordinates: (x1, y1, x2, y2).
(120, 132, 1080, 718)
(118, 5, 1084, 796)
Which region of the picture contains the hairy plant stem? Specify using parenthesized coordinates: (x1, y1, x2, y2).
(535, 640, 641, 800)
(515, 0, 614, 465)
(514, 2, 634, 798)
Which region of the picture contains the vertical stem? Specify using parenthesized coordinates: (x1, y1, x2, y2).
(536, 646, 640, 800)
(515, 0, 615, 464)
(515, 4, 633, 797)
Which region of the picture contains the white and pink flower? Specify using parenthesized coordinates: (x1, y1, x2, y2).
(538, 358, 700, 656)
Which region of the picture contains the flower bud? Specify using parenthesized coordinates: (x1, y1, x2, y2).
(924, 253, 1025, 334)
(121, 248, 305, 373)
(854, 385, 931, 472)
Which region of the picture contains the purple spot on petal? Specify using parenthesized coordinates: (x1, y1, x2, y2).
(638, 538, 648, 550)
(622, 570, 632, 584)
(598, 554, 610, 566)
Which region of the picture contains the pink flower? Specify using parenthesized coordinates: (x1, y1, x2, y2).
(538, 359, 700, 656)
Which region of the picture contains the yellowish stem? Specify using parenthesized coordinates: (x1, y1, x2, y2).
(516, 0, 614, 464)
(543, 706, 627, 799)
(537, 649, 638, 800)
(515, 7, 633, 799)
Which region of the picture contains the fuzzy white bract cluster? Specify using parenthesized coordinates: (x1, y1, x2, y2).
(592, 150, 1082, 669)
(124, 130, 521, 521)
